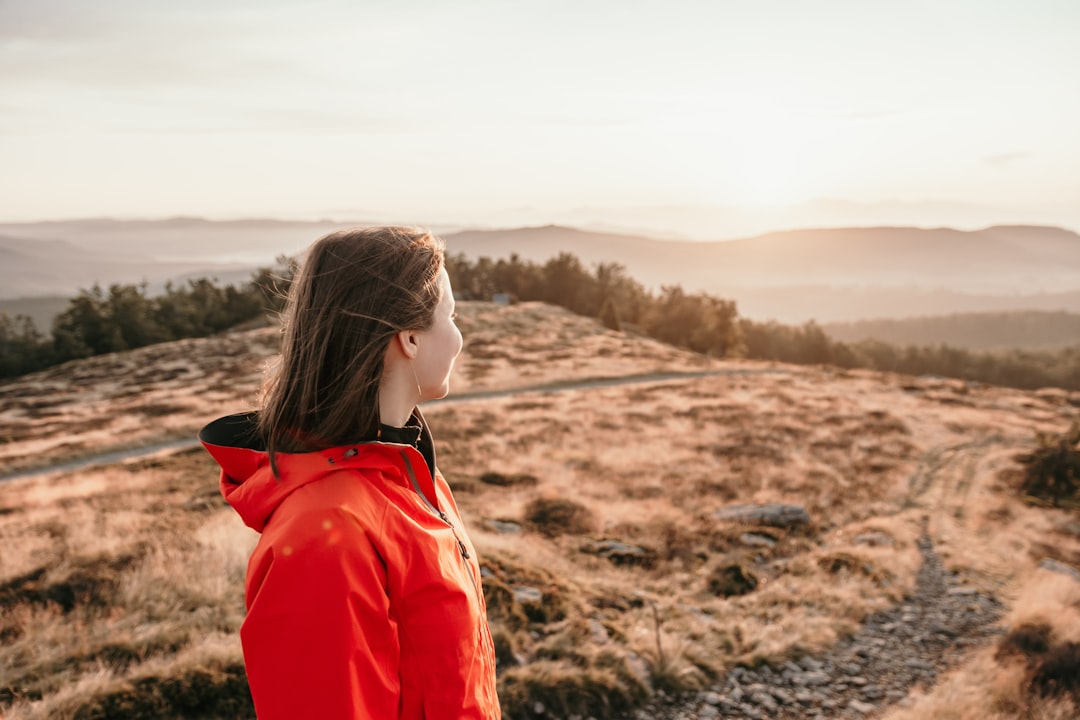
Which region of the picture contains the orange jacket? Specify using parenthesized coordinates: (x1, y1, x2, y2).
(199, 412, 501, 719)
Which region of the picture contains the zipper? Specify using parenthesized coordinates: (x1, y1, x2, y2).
(400, 452, 494, 658)
(401, 452, 487, 612)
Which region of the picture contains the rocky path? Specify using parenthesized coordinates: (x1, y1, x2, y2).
(631, 524, 1004, 719)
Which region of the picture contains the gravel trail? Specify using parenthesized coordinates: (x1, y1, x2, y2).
(629, 522, 1004, 719)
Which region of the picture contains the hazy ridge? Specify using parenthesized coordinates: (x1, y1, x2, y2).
(823, 311, 1080, 351)
(1, 219, 1078, 324)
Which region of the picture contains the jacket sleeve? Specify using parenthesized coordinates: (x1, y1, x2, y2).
(240, 503, 400, 719)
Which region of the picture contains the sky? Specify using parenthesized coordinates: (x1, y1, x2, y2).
(2, 0, 1079, 239)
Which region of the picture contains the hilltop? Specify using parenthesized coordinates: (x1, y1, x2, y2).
(1, 302, 1078, 719)
(2, 220, 1079, 323)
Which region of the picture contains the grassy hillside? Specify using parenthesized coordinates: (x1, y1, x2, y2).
(1, 302, 1078, 719)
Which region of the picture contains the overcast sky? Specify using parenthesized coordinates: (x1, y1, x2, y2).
(2, 0, 1078, 238)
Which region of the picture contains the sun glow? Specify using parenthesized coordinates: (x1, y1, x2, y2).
(647, 103, 836, 208)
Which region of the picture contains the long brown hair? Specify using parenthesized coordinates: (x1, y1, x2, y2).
(258, 226, 445, 471)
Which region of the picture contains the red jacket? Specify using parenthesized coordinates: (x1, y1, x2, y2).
(199, 412, 501, 719)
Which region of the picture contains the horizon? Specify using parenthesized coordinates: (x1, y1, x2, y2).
(3, 0, 1080, 239)
(3, 214, 1079, 245)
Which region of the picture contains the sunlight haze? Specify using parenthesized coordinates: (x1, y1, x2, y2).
(2, 0, 1078, 238)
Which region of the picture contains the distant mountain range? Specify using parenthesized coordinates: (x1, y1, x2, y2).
(1, 219, 1077, 324)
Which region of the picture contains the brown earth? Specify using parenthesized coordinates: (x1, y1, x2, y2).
(1, 301, 1078, 720)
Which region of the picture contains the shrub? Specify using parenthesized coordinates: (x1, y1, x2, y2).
(707, 563, 758, 597)
(1029, 641, 1080, 702)
(479, 471, 538, 487)
(1014, 423, 1080, 508)
(997, 622, 1054, 659)
(523, 497, 595, 537)
(995, 621, 1080, 704)
(498, 659, 647, 720)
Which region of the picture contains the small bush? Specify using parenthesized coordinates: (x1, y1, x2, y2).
(1029, 641, 1080, 701)
(498, 659, 647, 720)
(491, 628, 522, 674)
(707, 563, 758, 597)
(1014, 423, 1080, 508)
(998, 622, 1054, 660)
(67, 662, 253, 720)
(479, 471, 539, 487)
(523, 497, 595, 537)
(995, 622, 1080, 705)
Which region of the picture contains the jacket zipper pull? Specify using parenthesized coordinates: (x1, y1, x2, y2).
(457, 539, 471, 559)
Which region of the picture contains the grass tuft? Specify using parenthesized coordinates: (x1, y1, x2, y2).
(522, 497, 595, 537)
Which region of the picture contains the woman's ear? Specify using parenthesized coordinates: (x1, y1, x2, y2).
(394, 329, 420, 359)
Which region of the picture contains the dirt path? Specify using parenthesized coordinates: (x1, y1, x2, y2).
(627, 428, 1020, 720)
(631, 521, 1004, 719)
(0, 368, 786, 483)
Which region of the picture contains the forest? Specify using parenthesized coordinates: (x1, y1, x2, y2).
(0, 251, 1077, 391)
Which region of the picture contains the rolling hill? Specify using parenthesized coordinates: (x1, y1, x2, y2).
(823, 310, 1080, 351)
(1, 301, 1078, 719)
(1, 219, 1078, 323)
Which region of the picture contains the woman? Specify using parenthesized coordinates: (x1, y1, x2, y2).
(199, 227, 500, 719)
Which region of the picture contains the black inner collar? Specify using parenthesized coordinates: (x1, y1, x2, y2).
(378, 418, 422, 446)
(378, 414, 435, 481)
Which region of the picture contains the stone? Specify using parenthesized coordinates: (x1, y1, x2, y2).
(853, 531, 894, 547)
(701, 691, 723, 706)
(587, 619, 609, 644)
(739, 705, 762, 720)
(741, 531, 778, 547)
(849, 699, 877, 714)
(713, 503, 811, 528)
(513, 586, 543, 605)
(485, 519, 522, 534)
(1041, 557, 1080, 587)
(581, 539, 657, 567)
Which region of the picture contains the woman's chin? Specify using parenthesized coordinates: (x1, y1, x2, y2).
(425, 381, 451, 401)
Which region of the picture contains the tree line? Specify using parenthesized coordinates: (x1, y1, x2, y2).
(446, 251, 1079, 391)
(1, 250, 1076, 392)
(0, 261, 294, 380)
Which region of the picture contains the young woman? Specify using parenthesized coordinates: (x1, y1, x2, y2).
(199, 227, 500, 719)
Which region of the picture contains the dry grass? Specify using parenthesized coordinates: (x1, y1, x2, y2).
(0, 302, 706, 476)
(883, 571, 1080, 720)
(2, 301, 1079, 717)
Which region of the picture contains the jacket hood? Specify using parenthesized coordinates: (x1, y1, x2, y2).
(198, 412, 433, 533)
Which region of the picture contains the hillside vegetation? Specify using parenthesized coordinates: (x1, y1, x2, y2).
(4, 219, 1080, 324)
(3, 250, 1078, 392)
(1, 301, 1079, 719)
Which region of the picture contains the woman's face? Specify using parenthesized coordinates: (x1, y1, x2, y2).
(414, 268, 463, 400)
